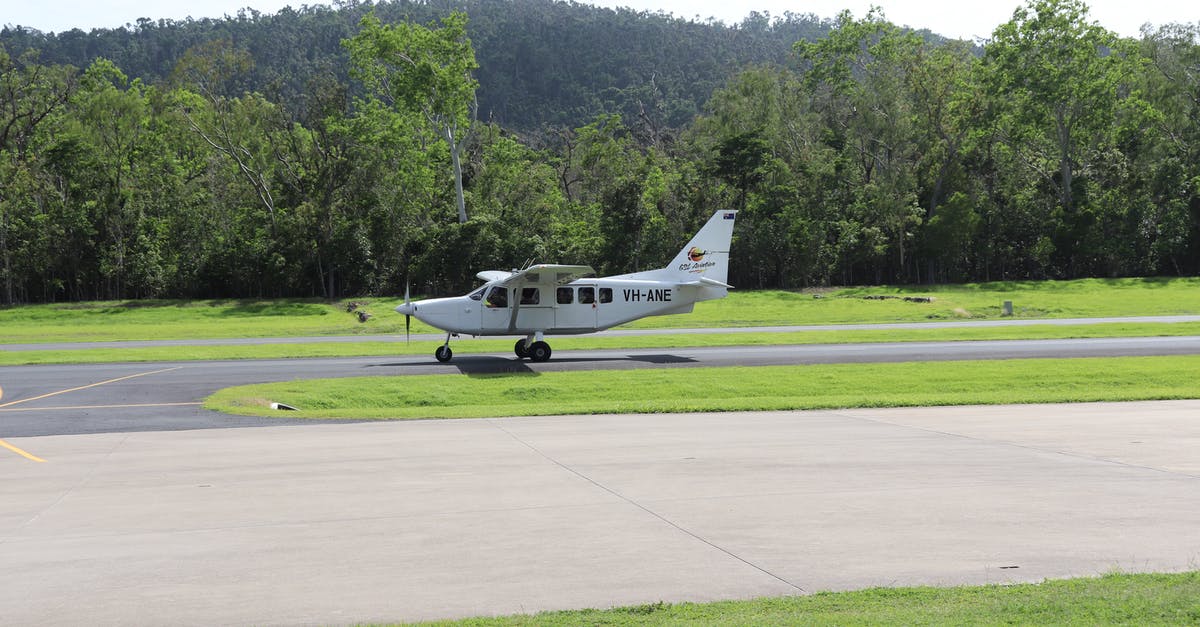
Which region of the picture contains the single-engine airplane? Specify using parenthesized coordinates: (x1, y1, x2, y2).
(395, 210, 737, 362)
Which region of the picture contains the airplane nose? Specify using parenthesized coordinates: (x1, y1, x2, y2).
(395, 303, 414, 315)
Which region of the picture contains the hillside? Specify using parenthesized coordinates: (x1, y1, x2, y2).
(0, 0, 829, 130)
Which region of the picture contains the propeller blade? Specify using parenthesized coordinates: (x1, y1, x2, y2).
(404, 280, 411, 345)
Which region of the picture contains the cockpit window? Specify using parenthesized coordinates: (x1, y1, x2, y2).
(520, 287, 540, 305)
(485, 286, 508, 308)
(468, 287, 485, 301)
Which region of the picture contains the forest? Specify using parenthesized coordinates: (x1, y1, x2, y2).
(0, 0, 1198, 303)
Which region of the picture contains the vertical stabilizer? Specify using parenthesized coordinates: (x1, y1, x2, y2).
(618, 210, 737, 285)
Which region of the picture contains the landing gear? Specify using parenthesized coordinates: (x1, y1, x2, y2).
(515, 335, 552, 362)
(528, 341, 552, 362)
(435, 333, 453, 363)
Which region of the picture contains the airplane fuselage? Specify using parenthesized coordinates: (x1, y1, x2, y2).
(406, 278, 724, 337)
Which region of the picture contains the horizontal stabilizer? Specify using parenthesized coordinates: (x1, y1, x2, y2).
(679, 276, 733, 289)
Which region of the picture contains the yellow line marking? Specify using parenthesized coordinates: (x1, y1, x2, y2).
(0, 368, 184, 463)
(0, 366, 182, 410)
(0, 438, 46, 463)
(0, 402, 202, 413)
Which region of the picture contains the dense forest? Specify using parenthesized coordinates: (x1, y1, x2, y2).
(1, 0, 1198, 304)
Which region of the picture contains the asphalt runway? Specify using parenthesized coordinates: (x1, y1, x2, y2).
(3, 336, 1200, 438)
(4, 402, 1200, 625)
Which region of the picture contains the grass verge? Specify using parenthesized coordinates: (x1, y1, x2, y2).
(204, 355, 1200, 419)
(407, 571, 1200, 626)
(5, 321, 1200, 366)
(4, 277, 1200, 344)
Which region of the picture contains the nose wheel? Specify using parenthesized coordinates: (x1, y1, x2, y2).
(434, 333, 454, 362)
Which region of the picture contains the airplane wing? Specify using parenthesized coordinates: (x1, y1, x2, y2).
(476, 270, 514, 282)
(496, 264, 595, 287)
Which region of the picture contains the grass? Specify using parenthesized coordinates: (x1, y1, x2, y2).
(0, 298, 403, 343)
(407, 571, 1200, 626)
(4, 321, 1200, 366)
(204, 355, 1200, 419)
(3, 277, 1199, 344)
(625, 277, 1200, 328)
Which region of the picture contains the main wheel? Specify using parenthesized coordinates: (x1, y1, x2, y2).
(528, 341, 552, 362)
(514, 339, 530, 359)
(435, 345, 453, 362)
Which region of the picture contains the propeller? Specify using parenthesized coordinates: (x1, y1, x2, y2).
(394, 280, 413, 344)
(404, 280, 411, 344)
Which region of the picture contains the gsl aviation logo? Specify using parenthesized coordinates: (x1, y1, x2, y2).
(688, 247, 707, 262)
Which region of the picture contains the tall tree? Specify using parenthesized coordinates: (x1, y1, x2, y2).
(796, 8, 924, 282)
(346, 11, 478, 223)
(984, 0, 1144, 275)
(0, 47, 77, 303)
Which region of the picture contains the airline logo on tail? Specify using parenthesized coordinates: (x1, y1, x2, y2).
(680, 256, 717, 273)
(688, 247, 707, 262)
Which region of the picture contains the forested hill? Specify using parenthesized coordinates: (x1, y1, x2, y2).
(0, 0, 830, 130)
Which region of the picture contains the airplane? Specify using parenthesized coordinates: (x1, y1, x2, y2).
(395, 210, 737, 362)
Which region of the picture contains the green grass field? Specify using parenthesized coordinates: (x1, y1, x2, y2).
(205, 355, 1200, 419)
(410, 571, 1199, 626)
(3, 277, 1199, 344)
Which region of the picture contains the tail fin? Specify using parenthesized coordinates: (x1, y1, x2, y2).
(619, 210, 737, 285)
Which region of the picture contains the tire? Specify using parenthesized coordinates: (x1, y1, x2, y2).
(514, 339, 530, 359)
(435, 345, 453, 362)
(529, 341, 552, 362)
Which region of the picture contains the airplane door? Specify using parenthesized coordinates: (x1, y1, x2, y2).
(481, 285, 512, 332)
(554, 284, 597, 331)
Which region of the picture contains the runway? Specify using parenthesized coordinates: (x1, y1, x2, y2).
(3, 402, 1199, 625)
(3, 336, 1200, 437)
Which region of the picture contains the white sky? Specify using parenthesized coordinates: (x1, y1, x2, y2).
(3, 0, 1194, 40)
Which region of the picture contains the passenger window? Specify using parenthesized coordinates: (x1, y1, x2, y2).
(556, 287, 574, 305)
(578, 287, 595, 304)
(468, 287, 485, 301)
(485, 286, 508, 308)
(520, 287, 540, 305)
(599, 288, 613, 304)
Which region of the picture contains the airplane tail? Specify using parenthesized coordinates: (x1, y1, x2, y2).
(621, 210, 737, 287)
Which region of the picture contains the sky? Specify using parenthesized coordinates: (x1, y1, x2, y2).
(3, 0, 1194, 40)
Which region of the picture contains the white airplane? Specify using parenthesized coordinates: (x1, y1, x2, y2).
(395, 210, 737, 362)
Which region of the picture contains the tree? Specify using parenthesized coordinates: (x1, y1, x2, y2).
(0, 47, 78, 303)
(984, 0, 1144, 275)
(796, 8, 924, 282)
(346, 11, 478, 223)
(1140, 23, 1200, 275)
